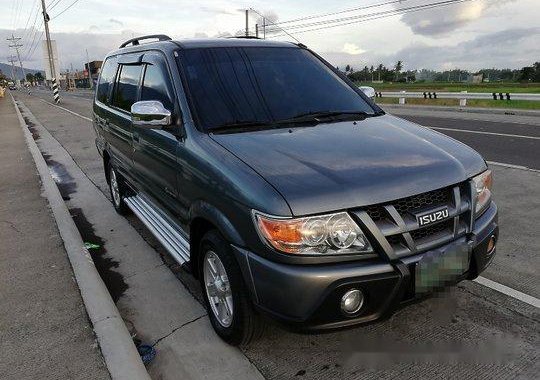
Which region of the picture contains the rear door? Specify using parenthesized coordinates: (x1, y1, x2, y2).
(108, 60, 143, 180)
(132, 52, 181, 215)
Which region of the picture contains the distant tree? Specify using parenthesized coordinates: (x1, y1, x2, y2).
(377, 64, 383, 81)
(520, 66, 535, 81)
(345, 64, 351, 73)
(394, 60, 403, 81)
(26, 73, 35, 83)
(369, 65, 374, 82)
(34, 72, 44, 82)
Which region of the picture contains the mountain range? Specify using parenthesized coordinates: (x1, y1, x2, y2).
(0, 62, 45, 80)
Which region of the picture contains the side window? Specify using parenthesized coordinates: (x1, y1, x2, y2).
(141, 63, 174, 111)
(112, 64, 143, 112)
(96, 57, 117, 104)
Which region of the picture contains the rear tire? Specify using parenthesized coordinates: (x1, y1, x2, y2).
(108, 163, 130, 215)
(199, 230, 265, 346)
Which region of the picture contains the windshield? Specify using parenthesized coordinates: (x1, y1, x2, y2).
(177, 47, 377, 131)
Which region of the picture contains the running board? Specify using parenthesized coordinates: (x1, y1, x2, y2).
(124, 195, 190, 265)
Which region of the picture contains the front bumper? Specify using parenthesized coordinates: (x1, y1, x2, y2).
(232, 202, 498, 330)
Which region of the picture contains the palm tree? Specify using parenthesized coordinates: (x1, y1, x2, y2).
(394, 60, 403, 81)
(377, 64, 383, 81)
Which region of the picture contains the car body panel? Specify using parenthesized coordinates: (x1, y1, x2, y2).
(210, 114, 487, 216)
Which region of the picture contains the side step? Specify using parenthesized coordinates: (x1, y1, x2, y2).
(124, 194, 190, 265)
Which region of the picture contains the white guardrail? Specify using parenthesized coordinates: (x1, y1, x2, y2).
(374, 91, 540, 106)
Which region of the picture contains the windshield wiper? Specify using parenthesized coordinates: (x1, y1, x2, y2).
(278, 110, 381, 124)
(210, 120, 274, 134)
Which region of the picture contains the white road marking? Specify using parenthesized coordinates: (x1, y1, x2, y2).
(430, 126, 540, 140)
(474, 276, 540, 309)
(487, 161, 540, 173)
(39, 98, 92, 122)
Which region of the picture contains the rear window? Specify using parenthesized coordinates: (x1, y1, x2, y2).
(96, 57, 117, 104)
(178, 47, 375, 130)
(112, 65, 142, 112)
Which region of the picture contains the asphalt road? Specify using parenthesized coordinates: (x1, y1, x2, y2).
(12, 88, 540, 379)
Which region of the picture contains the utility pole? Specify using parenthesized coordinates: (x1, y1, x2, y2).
(7, 34, 26, 87)
(255, 24, 259, 38)
(86, 48, 93, 89)
(40, 0, 60, 103)
(263, 17, 266, 39)
(8, 55, 17, 83)
(245, 9, 249, 37)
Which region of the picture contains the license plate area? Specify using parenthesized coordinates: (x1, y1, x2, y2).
(415, 242, 470, 295)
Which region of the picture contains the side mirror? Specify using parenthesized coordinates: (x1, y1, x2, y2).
(131, 100, 172, 128)
(359, 86, 376, 99)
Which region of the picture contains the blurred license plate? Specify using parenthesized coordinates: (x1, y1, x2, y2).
(415, 243, 470, 294)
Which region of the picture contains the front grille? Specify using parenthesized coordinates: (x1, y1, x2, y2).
(393, 187, 451, 215)
(356, 182, 472, 258)
(410, 219, 453, 242)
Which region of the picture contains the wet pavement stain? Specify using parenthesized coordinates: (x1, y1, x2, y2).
(69, 207, 128, 303)
(23, 115, 40, 140)
(41, 153, 77, 201)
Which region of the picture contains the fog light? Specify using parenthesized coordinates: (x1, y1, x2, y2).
(341, 289, 364, 314)
(487, 235, 497, 255)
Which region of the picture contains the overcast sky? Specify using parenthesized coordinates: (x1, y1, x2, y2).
(1, 0, 539, 72)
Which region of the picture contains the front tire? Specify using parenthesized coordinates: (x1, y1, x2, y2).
(108, 163, 130, 215)
(199, 230, 264, 346)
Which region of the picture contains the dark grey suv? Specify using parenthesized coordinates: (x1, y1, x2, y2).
(93, 35, 498, 345)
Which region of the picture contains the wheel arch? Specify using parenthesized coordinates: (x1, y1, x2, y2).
(189, 200, 245, 278)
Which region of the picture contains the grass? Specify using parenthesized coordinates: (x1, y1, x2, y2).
(375, 97, 540, 110)
(357, 82, 540, 93)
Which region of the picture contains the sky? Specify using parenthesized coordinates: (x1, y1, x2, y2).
(1, 0, 539, 73)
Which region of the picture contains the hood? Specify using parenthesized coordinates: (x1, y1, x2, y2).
(210, 114, 487, 216)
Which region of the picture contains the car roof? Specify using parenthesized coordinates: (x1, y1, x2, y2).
(108, 37, 299, 58)
(173, 38, 297, 49)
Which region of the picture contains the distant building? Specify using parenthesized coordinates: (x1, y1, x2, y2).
(85, 60, 102, 81)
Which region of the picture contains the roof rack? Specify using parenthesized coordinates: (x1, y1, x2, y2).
(119, 34, 172, 48)
(228, 36, 261, 39)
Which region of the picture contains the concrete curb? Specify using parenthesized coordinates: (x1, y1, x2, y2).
(10, 93, 151, 380)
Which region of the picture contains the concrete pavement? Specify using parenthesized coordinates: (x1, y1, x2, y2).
(0, 95, 110, 379)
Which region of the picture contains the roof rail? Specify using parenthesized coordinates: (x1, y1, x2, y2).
(228, 35, 261, 39)
(119, 34, 172, 48)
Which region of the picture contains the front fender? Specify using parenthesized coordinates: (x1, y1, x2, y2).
(189, 200, 246, 247)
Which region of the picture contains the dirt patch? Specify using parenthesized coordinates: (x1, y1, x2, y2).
(69, 207, 128, 303)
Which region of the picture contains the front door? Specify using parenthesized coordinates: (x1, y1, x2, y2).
(132, 53, 180, 216)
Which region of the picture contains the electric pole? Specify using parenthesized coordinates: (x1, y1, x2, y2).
(86, 48, 93, 89)
(40, 0, 60, 103)
(255, 24, 259, 38)
(245, 9, 249, 37)
(7, 34, 26, 87)
(8, 55, 17, 83)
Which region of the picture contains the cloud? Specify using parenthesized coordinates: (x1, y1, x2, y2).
(320, 27, 540, 71)
(199, 6, 238, 16)
(109, 18, 123, 27)
(342, 43, 365, 55)
(399, 0, 514, 36)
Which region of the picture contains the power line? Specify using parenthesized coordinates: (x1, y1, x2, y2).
(265, 0, 471, 33)
(50, 0, 83, 20)
(268, 0, 474, 37)
(48, 0, 63, 11)
(249, 8, 301, 44)
(273, 0, 410, 26)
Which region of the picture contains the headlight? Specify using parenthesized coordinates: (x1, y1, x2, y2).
(472, 170, 493, 217)
(253, 211, 372, 255)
